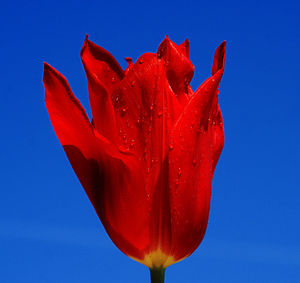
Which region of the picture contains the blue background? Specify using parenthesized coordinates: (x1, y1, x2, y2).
(1, 0, 299, 282)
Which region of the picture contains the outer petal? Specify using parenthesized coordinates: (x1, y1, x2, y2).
(167, 41, 226, 261)
(43, 62, 99, 158)
(81, 36, 124, 143)
(43, 63, 151, 261)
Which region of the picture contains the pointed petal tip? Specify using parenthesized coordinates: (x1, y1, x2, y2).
(81, 35, 90, 57)
(157, 35, 174, 57)
(43, 61, 51, 70)
(179, 39, 190, 58)
(212, 41, 227, 75)
(159, 35, 169, 46)
(43, 62, 57, 82)
(80, 37, 124, 79)
(43, 62, 63, 81)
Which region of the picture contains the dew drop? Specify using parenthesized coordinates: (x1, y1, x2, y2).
(121, 106, 127, 114)
(131, 81, 135, 87)
(139, 58, 144, 64)
(169, 144, 174, 151)
(192, 159, 197, 166)
(111, 77, 116, 83)
(130, 139, 135, 148)
(118, 145, 128, 153)
(158, 111, 163, 117)
(184, 77, 189, 86)
(178, 168, 182, 177)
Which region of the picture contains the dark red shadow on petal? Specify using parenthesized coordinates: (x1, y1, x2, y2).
(63, 145, 103, 203)
(212, 41, 226, 75)
(63, 145, 147, 261)
(81, 35, 124, 80)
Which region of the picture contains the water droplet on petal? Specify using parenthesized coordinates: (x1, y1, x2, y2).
(192, 159, 197, 166)
(118, 145, 128, 153)
(130, 139, 135, 148)
(121, 107, 127, 114)
(158, 111, 163, 117)
(184, 77, 189, 86)
(139, 58, 144, 64)
(131, 81, 135, 87)
(178, 168, 182, 177)
(111, 77, 116, 83)
(169, 144, 174, 151)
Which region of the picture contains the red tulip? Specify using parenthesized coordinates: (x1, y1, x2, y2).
(43, 35, 226, 279)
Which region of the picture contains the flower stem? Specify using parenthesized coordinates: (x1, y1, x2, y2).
(150, 268, 165, 283)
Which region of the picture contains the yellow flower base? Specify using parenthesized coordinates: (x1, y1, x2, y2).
(131, 248, 183, 268)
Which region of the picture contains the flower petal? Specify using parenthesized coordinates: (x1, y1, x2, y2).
(43, 63, 151, 260)
(43, 62, 95, 152)
(212, 41, 226, 75)
(81, 36, 124, 143)
(167, 41, 226, 261)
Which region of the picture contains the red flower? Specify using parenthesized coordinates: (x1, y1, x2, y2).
(43, 36, 226, 269)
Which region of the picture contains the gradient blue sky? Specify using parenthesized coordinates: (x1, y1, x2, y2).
(1, 0, 300, 282)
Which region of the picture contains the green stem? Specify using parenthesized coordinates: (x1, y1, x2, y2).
(150, 268, 165, 283)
